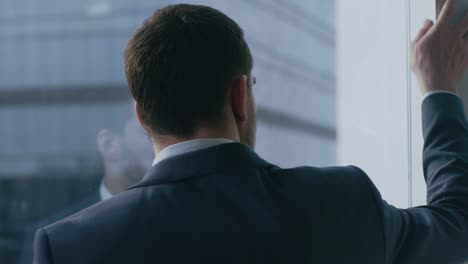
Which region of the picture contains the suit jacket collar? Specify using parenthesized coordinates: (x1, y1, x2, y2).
(129, 143, 273, 188)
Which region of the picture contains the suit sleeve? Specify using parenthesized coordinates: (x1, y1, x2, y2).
(33, 228, 54, 264)
(355, 93, 468, 264)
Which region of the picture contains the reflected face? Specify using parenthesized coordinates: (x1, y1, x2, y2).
(120, 116, 155, 181)
(97, 110, 155, 188)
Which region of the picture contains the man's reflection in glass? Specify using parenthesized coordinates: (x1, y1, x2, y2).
(18, 100, 154, 264)
(97, 108, 155, 199)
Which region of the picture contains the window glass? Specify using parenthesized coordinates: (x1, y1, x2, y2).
(337, 0, 411, 207)
(338, 0, 448, 208)
(408, 0, 436, 207)
(0, 1, 336, 263)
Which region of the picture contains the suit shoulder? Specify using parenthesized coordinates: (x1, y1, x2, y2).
(39, 188, 146, 262)
(269, 165, 367, 186)
(45, 187, 143, 238)
(267, 165, 375, 205)
(33, 227, 54, 263)
(269, 165, 384, 243)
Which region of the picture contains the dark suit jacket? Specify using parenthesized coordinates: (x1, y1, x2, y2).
(33, 94, 468, 263)
(20, 192, 100, 264)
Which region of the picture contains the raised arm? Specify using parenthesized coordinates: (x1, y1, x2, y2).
(362, 92, 468, 263)
(362, 1, 468, 263)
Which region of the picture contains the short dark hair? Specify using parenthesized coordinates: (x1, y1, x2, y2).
(124, 4, 253, 137)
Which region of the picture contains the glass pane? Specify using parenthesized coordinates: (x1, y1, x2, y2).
(0, 1, 336, 263)
(408, 0, 436, 206)
(337, 0, 411, 207)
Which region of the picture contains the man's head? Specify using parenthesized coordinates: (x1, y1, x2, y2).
(124, 4, 257, 149)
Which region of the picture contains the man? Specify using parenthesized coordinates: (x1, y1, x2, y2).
(33, 1, 468, 263)
(20, 104, 153, 264)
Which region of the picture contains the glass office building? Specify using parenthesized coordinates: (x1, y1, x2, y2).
(0, 0, 336, 262)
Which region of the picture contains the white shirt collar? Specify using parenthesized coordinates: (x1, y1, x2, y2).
(99, 182, 113, 201)
(152, 138, 234, 166)
(98, 139, 233, 200)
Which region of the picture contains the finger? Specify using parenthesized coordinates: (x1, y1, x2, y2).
(413, 20, 434, 44)
(438, 0, 456, 26)
(457, 11, 468, 37)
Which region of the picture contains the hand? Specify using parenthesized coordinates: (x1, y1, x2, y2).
(411, 0, 468, 94)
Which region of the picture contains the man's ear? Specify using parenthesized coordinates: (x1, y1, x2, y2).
(96, 129, 121, 161)
(135, 102, 146, 129)
(229, 75, 248, 124)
